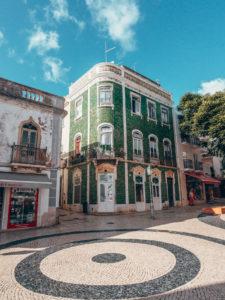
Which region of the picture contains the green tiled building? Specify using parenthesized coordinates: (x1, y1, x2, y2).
(62, 63, 180, 213)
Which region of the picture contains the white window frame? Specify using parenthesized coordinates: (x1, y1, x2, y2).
(131, 92, 142, 116)
(149, 134, 159, 159)
(98, 123, 114, 148)
(132, 129, 143, 159)
(147, 99, 157, 122)
(163, 138, 172, 160)
(134, 174, 146, 203)
(161, 106, 169, 127)
(74, 133, 82, 155)
(98, 84, 114, 108)
(74, 97, 83, 120)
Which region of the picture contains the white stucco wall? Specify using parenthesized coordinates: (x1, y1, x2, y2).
(0, 96, 53, 165)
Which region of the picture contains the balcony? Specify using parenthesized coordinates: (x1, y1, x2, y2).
(181, 136, 201, 146)
(69, 152, 86, 165)
(11, 144, 47, 166)
(195, 161, 203, 171)
(93, 145, 115, 160)
(183, 159, 194, 169)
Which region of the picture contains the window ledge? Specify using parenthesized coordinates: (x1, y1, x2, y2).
(131, 112, 143, 118)
(161, 122, 170, 128)
(147, 117, 157, 123)
(98, 104, 114, 109)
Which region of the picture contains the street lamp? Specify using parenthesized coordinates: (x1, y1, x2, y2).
(147, 165, 155, 219)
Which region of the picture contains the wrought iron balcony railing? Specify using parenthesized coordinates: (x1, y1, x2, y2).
(11, 144, 47, 166)
(183, 158, 194, 169)
(195, 161, 203, 171)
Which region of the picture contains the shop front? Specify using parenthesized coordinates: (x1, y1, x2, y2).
(185, 171, 220, 203)
(0, 172, 51, 230)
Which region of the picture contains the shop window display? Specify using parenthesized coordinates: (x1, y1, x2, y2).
(8, 188, 38, 228)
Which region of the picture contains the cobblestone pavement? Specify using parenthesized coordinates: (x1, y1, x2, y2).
(1, 202, 225, 300)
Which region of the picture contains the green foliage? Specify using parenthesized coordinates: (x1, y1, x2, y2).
(178, 93, 203, 137)
(178, 91, 225, 157)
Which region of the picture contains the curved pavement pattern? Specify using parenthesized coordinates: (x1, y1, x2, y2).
(1, 213, 225, 299)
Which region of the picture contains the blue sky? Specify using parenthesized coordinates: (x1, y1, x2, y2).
(0, 0, 225, 104)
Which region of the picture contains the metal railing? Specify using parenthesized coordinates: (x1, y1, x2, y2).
(195, 161, 203, 171)
(11, 144, 47, 165)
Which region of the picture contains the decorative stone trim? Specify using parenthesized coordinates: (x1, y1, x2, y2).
(95, 163, 117, 180)
(130, 165, 145, 175)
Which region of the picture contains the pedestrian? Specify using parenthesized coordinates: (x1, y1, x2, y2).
(188, 188, 195, 206)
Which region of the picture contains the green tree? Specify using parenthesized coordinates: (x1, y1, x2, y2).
(178, 91, 225, 157)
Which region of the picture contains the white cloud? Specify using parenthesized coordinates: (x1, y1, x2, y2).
(47, 0, 85, 29)
(0, 31, 4, 46)
(198, 78, 225, 95)
(43, 57, 69, 83)
(86, 0, 140, 52)
(28, 27, 59, 55)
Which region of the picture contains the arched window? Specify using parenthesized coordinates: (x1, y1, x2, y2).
(21, 123, 38, 147)
(149, 135, 159, 159)
(132, 130, 143, 157)
(163, 139, 172, 160)
(99, 124, 113, 147)
(74, 134, 82, 155)
(152, 177, 160, 198)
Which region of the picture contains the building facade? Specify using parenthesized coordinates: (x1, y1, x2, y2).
(0, 78, 65, 230)
(62, 63, 180, 213)
(176, 130, 222, 204)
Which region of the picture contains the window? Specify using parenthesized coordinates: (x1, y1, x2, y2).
(73, 172, 81, 204)
(161, 106, 169, 125)
(163, 139, 172, 160)
(147, 100, 156, 120)
(99, 85, 113, 106)
(99, 125, 113, 147)
(131, 94, 141, 115)
(21, 123, 37, 147)
(75, 98, 82, 119)
(135, 175, 144, 202)
(74, 134, 82, 155)
(152, 177, 160, 198)
(133, 130, 143, 157)
(149, 135, 159, 159)
(8, 188, 38, 228)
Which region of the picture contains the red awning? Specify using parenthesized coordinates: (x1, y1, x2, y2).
(185, 171, 221, 185)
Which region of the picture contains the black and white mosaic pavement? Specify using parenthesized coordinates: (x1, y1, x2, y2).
(15, 238, 201, 299)
(92, 252, 126, 263)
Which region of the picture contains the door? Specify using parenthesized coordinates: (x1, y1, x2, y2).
(152, 177, 162, 210)
(0, 188, 4, 229)
(167, 177, 174, 207)
(21, 123, 38, 163)
(98, 173, 115, 212)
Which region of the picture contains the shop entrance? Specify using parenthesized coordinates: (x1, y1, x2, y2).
(0, 187, 4, 229)
(8, 188, 38, 228)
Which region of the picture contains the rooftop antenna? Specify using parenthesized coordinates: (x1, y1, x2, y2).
(104, 41, 116, 62)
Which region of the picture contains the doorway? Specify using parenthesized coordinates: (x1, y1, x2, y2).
(167, 177, 174, 207)
(152, 176, 162, 210)
(98, 173, 115, 212)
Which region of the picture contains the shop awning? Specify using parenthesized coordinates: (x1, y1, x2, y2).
(0, 172, 52, 188)
(185, 171, 221, 185)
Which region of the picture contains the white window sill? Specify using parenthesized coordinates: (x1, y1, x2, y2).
(131, 112, 142, 118)
(161, 122, 170, 128)
(98, 104, 114, 109)
(133, 155, 144, 162)
(147, 117, 157, 123)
